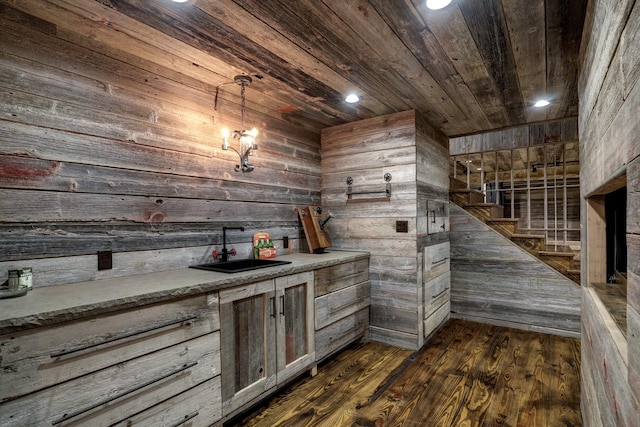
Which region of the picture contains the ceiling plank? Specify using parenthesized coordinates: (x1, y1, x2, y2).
(319, 0, 474, 134)
(501, 0, 547, 123)
(545, 0, 587, 120)
(457, 0, 527, 126)
(419, 2, 511, 130)
(226, 0, 405, 115)
(369, 0, 492, 133)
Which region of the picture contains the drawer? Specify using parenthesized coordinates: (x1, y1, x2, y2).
(315, 307, 368, 361)
(315, 281, 370, 330)
(112, 376, 222, 427)
(314, 259, 369, 297)
(424, 271, 451, 317)
(1, 332, 221, 427)
(0, 293, 219, 402)
(423, 241, 450, 282)
(424, 300, 450, 338)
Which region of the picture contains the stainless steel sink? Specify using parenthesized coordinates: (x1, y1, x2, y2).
(189, 259, 292, 273)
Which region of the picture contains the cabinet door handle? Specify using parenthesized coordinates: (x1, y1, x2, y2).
(51, 362, 198, 425)
(270, 296, 276, 318)
(431, 210, 436, 223)
(280, 295, 285, 316)
(432, 288, 450, 299)
(50, 315, 198, 359)
(168, 411, 199, 427)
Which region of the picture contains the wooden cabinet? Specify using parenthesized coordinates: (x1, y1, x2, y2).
(0, 294, 221, 427)
(219, 271, 315, 419)
(427, 200, 450, 234)
(423, 242, 451, 338)
(314, 258, 370, 361)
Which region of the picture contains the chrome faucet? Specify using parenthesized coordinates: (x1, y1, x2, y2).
(221, 226, 244, 262)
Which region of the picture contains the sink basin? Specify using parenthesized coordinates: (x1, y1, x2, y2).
(189, 259, 292, 273)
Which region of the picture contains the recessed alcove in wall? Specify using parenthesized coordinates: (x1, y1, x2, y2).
(586, 173, 628, 336)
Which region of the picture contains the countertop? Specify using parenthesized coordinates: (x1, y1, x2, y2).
(0, 250, 369, 334)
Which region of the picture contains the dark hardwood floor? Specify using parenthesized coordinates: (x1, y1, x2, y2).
(228, 319, 581, 427)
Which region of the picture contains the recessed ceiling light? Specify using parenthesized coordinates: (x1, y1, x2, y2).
(171, 0, 190, 2)
(534, 100, 550, 107)
(426, 0, 452, 10)
(345, 94, 360, 103)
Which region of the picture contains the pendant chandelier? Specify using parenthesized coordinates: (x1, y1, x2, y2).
(221, 75, 258, 173)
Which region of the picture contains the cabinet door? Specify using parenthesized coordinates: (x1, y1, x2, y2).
(275, 271, 315, 384)
(219, 280, 276, 417)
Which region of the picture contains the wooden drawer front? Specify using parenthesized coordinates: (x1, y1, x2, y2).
(423, 241, 450, 282)
(1, 332, 220, 427)
(314, 258, 369, 297)
(0, 293, 218, 402)
(112, 376, 222, 427)
(315, 307, 369, 361)
(424, 301, 450, 338)
(424, 272, 451, 318)
(315, 281, 370, 330)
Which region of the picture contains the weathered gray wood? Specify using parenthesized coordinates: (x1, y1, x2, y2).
(0, 294, 218, 401)
(450, 204, 580, 335)
(274, 271, 315, 385)
(582, 288, 637, 427)
(322, 110, 448, 350)
(112, 376, 222, 427)
(315, 281, 370, 330)
(314, 307, 368, 362)
(424, 271, 450, 317)
(219, 280, 277, 417)
(314, 258, 368, 297)
(0, 332, 220, 427)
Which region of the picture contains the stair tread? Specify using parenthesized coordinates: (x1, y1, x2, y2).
(487, 218, 519, 223)
(464, 203, 502, 208)
(539, 250, 576, 257)
(450, 188, 484, 195)
(512, 233, 546, 239)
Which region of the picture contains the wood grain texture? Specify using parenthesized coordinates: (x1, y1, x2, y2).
(450, 204, 581, 336)
(232, 319, 581, 427)
(0, 5, 319, 277)
(321, 110, 449, 350)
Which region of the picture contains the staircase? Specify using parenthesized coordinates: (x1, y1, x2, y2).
(450, 177, 581, 285)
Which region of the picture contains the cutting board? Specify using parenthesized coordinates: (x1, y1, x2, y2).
(298, 206, 332, 253)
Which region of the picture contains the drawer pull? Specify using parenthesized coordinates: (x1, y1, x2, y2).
(431, 257, 449, 266)
(51, 361, 198, 425)
(50, 315, 198, 359)
(168, 411, 200, 427)
(432, 288, 450, 299)
(270, 297, 277, 318)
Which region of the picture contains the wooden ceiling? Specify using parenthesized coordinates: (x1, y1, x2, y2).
(80, 0, 587, 137)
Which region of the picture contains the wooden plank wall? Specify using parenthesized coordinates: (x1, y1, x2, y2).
(449, 117, 578, 155)
(321, 110, 449, 350)
(449, 204, 581, 337)
(579, 0, 640, 424)
(0, 4, 320, 286)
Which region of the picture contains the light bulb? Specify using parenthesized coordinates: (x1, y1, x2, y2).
(345, 94, 360, 103)
(221, 128, 229, 150)
(534, 100, 550, 107)
(426, 0, 452, 10)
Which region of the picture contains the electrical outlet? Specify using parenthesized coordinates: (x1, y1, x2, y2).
(97, 251, 113, 270)
(396, 220, 409, 233)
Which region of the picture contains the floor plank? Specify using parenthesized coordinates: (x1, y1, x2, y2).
(228, 319, 581, 427)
